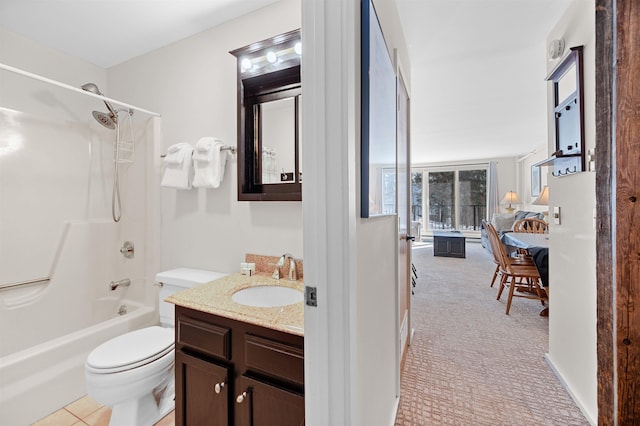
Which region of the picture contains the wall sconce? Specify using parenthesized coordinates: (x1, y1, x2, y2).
(501, 191, 520, 213)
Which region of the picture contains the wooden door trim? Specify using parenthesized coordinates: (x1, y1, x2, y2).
(596, 0, 640, 422)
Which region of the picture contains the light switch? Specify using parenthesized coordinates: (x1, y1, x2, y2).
(553, 206, 561, 225)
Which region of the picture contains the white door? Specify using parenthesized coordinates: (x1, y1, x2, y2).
(397, 71, 412, 364)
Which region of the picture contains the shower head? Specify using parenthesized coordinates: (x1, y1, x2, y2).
(81, 82, 103, 95)
(81, 82, 118, 126)
(92, 111, 116, 129)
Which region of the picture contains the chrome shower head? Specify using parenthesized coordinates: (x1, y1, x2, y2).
(81, 82, 103, 95)
(81, 82, 118, 126)
(92, 111, 116, 129)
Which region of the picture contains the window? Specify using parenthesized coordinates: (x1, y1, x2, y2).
(412, 165, 487, 235)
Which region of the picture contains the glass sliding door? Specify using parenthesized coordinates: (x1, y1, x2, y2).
(458, 169, 487, 231)
(410, 165, 488, 236)
(428, 171, 455, 230)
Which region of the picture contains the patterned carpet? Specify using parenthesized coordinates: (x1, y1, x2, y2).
(395, 242, 589, 425)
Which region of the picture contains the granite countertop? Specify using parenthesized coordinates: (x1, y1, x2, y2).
(165, 273, 304, 336)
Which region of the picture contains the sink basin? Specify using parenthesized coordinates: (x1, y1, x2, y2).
(232, 285, 303, 308)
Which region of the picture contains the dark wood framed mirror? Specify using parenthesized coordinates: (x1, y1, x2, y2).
(230, 29, 302, 201)
(536, 45, 585, 177)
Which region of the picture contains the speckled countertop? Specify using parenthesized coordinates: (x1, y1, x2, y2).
(166, 273, 304, 336)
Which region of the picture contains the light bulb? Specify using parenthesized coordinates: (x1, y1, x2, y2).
(294, 42, 302, 55)
(266, 51, 277, 63)
(241, 58, 252, 71)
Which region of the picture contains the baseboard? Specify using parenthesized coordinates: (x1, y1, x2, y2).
(544, 353, 596, 425)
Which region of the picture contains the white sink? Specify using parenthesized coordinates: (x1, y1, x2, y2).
(232, 285, 303, 308)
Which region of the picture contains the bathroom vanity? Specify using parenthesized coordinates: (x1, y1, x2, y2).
(167, 274, 305, 426)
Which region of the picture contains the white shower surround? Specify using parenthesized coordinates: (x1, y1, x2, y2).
(0, 64, 162, 425)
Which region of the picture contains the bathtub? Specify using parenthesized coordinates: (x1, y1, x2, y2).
(0, 298, 156, 426)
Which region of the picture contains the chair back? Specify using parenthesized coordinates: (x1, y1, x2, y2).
(483, 221, 510, 271)
(513, 217, 548, 234)
(485, 221, 525, 275)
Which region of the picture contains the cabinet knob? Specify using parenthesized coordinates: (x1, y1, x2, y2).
(236, 391, 248, 403)
(214, 382, 225, 394)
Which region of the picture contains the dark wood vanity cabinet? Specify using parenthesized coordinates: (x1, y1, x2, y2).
(174, 306, 304, 426)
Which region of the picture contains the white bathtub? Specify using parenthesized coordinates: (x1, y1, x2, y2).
(0, 299, 156, 426)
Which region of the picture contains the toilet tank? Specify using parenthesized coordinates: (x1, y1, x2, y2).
(155, 268, 227, 327)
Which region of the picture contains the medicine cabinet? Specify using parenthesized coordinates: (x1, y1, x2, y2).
(230, 29, 302, 201)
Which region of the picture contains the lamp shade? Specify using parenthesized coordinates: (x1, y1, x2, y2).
(533, 185, 549, 205)
(501, 191, 520, 205)
(501, 191, 520, 212)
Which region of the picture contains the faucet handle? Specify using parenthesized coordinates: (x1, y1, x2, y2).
(269, 262, 280, 280)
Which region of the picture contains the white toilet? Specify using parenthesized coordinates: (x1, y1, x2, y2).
(85, 268, 227, 426)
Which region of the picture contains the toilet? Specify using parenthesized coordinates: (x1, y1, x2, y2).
(85, 268, 227, 426)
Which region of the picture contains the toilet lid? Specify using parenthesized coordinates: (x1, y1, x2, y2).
(87, 326, 174, 372)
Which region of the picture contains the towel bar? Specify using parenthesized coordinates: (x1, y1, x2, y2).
(161, 145, 236, 157)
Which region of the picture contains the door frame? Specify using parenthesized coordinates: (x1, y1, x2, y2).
(595, 0, 640, 422)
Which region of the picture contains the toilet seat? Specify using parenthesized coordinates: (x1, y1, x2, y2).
(87, 326, 174, 374)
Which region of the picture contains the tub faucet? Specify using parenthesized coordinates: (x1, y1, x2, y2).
(110, 278, 131, 291)
(273, 253, 297, 281)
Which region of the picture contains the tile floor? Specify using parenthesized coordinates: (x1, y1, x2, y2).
(33, 396, 174, 426)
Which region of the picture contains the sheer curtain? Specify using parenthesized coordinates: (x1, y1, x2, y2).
(487, 161, 499, 221)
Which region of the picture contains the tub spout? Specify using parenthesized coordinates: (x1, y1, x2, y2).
(110, 279, 131, 291)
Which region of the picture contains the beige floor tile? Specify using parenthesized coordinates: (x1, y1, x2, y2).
(65, 396, 102, 419)
(155, 410, 175, 426)
(82, 406, 111, 426)
(71, 421, 90, 426)
(32, 409, 80, 426)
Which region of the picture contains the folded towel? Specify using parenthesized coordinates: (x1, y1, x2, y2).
(192, 137, 228, 189)
(161, 143, 193, 189)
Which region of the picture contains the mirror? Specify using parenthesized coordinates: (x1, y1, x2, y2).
(260, 97, 299, 184)
(361, 0, 397, 217)
(542, 45, 585, 177)
(231, 29, 302, 201)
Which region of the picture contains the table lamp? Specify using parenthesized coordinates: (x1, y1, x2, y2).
(533, 185, 549, 217)
(501, 191, 520, 213)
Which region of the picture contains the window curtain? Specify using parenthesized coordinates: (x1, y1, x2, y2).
(487, 161, 499, 221)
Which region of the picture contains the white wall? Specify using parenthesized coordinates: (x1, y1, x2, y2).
(107, 0, 303, 274)
(545, 0, 597, 423)
(356, 1, 410, 424)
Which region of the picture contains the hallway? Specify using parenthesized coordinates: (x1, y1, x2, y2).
(395, 242, 588, 425)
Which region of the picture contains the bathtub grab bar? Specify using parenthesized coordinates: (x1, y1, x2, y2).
(0, 277, 50, 291)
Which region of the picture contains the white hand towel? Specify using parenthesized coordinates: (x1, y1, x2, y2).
(161, 143, 193, 189)
(192, 137, 228, 189)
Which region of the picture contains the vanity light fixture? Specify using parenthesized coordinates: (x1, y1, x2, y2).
(241, 58, 252, 72)
(266, 51, 277, 63)
(294, 42, 302, 55)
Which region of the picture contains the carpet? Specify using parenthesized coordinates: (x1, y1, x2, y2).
(395, 242, 589, 425)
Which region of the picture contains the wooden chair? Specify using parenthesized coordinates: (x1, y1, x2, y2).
(513, 217, 548, 234)
(482, 220, 531, 288)
(484, 222, 547, 314)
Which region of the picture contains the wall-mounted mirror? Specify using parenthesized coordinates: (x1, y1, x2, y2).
(361, 0, 397, 217)
(231, 29, 302, 201)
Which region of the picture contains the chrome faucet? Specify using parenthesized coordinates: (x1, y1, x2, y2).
(272, 253, 297, 281)
(109, 278, 131, 291)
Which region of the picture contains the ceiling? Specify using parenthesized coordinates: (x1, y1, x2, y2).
(0, 0, 573, 163)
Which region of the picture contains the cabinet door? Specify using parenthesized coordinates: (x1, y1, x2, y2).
(175, 350, 230, 426)
(235, 376, 304, 426)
